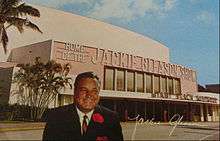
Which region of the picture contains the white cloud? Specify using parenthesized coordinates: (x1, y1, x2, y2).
(88, 0, 177, 22)
(164, 0, 177, 11)
(24, 0, 93, 8)
(130, 0, 160, 17)
(24, 0, 177, 22)
(196, 11, 215, 25)
(88, 0, 134, 22)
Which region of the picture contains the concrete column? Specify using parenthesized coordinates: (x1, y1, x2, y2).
(159, 76, 162, 92)
(200, 104, 204, 122)
(214, 105, 219, 121)
(172, 78, 175, 95)
(144, 73, 146, 93)
(114, 68, 117, 91)
(205, 104, 209, 121)
(216, 106, 219, 121)
(125, 70, 127, 92)
(166, 77, 169, 96)
(212, 106, 215, 121)
(152, 75, 155, 94)
(134, 72, 137, 92)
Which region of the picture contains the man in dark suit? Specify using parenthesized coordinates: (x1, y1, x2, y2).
(43, 72, 123, 141)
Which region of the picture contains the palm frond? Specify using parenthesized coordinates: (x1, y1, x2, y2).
(17, 3, 40, 17)
(5, 17, 25, 33)
(0, 26, 8, 53)
(6, 3, 41, 17)
(0, 0, 42, 54)
(24, 21, 42, 33)
(0, 0, 22, 13)
(6, 17, 42, 33)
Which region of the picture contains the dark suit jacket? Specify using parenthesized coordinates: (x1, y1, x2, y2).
(42, 104, 123, 141)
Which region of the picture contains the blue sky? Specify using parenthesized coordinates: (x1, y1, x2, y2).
(25, 0, 219, 86)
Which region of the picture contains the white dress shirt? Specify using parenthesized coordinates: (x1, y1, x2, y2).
(76, 107, 94, 134)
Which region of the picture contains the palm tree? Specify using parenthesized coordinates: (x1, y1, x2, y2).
(13, 57, 72, 120)
(0, 0, 42, 53)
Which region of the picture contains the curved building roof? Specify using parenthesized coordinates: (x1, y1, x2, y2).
(4, 5, 169, 62)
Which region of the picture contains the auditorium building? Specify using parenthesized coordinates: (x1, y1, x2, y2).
(0, 5, 219, 122)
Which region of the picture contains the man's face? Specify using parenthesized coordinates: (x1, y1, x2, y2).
(74, 78, 100, 113)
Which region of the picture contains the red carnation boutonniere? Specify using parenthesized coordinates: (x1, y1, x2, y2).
(92, 113, 104, 123)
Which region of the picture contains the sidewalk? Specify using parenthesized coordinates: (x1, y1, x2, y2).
(0, 121, 219, 140)
(0, 121, 45, 132)
(0, 121, 219, 132)
(168, 121, 220, 131)
(123, 121, 219, 129)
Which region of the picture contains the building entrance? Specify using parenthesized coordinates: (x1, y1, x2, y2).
(99, 99, 200, 122)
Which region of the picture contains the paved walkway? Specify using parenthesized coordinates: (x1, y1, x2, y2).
(121, 121, 219, 140)
(0, 121, 218, 131)
(0, 121, 219, 140)
(0, 121, 45, 132)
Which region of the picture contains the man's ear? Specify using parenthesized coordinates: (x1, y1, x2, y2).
(74, 88, 77, 96)
(73, 88, 77, 100)
(96, 95, 100, 104)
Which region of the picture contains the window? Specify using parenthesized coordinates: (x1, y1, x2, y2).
(137, 73, 144, 92)
(104, 67, 180, 95)
(146, 74, 152, 93)
(208, 106, 213, 116)
(168, 78, 173, 95)
(117, 69, 125, 91)
(104, 68, 114, 90)
(161, 77, 167, 93)
(154, 75, 160, 93)
(174, 79, 181, 95)
(127, 71, 135, 92)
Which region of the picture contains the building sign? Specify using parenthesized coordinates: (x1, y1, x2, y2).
(61, 42, 87, 63)
(91, 48, 195, 81)
(58, 42, 195, 81)
(194, 95, 217, 103)
(151, 92, 217, 103)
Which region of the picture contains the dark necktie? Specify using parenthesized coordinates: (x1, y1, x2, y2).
(82, 115, 88, 135)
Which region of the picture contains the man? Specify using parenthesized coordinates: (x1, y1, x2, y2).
(43, 71, 123, 141)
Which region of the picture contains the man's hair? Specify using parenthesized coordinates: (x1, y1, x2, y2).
(74, 71, 101, 89)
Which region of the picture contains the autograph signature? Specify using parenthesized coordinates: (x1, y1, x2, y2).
(128, 114, 207, 140)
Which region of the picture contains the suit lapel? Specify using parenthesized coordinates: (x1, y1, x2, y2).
(67, 104, 81, 136)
